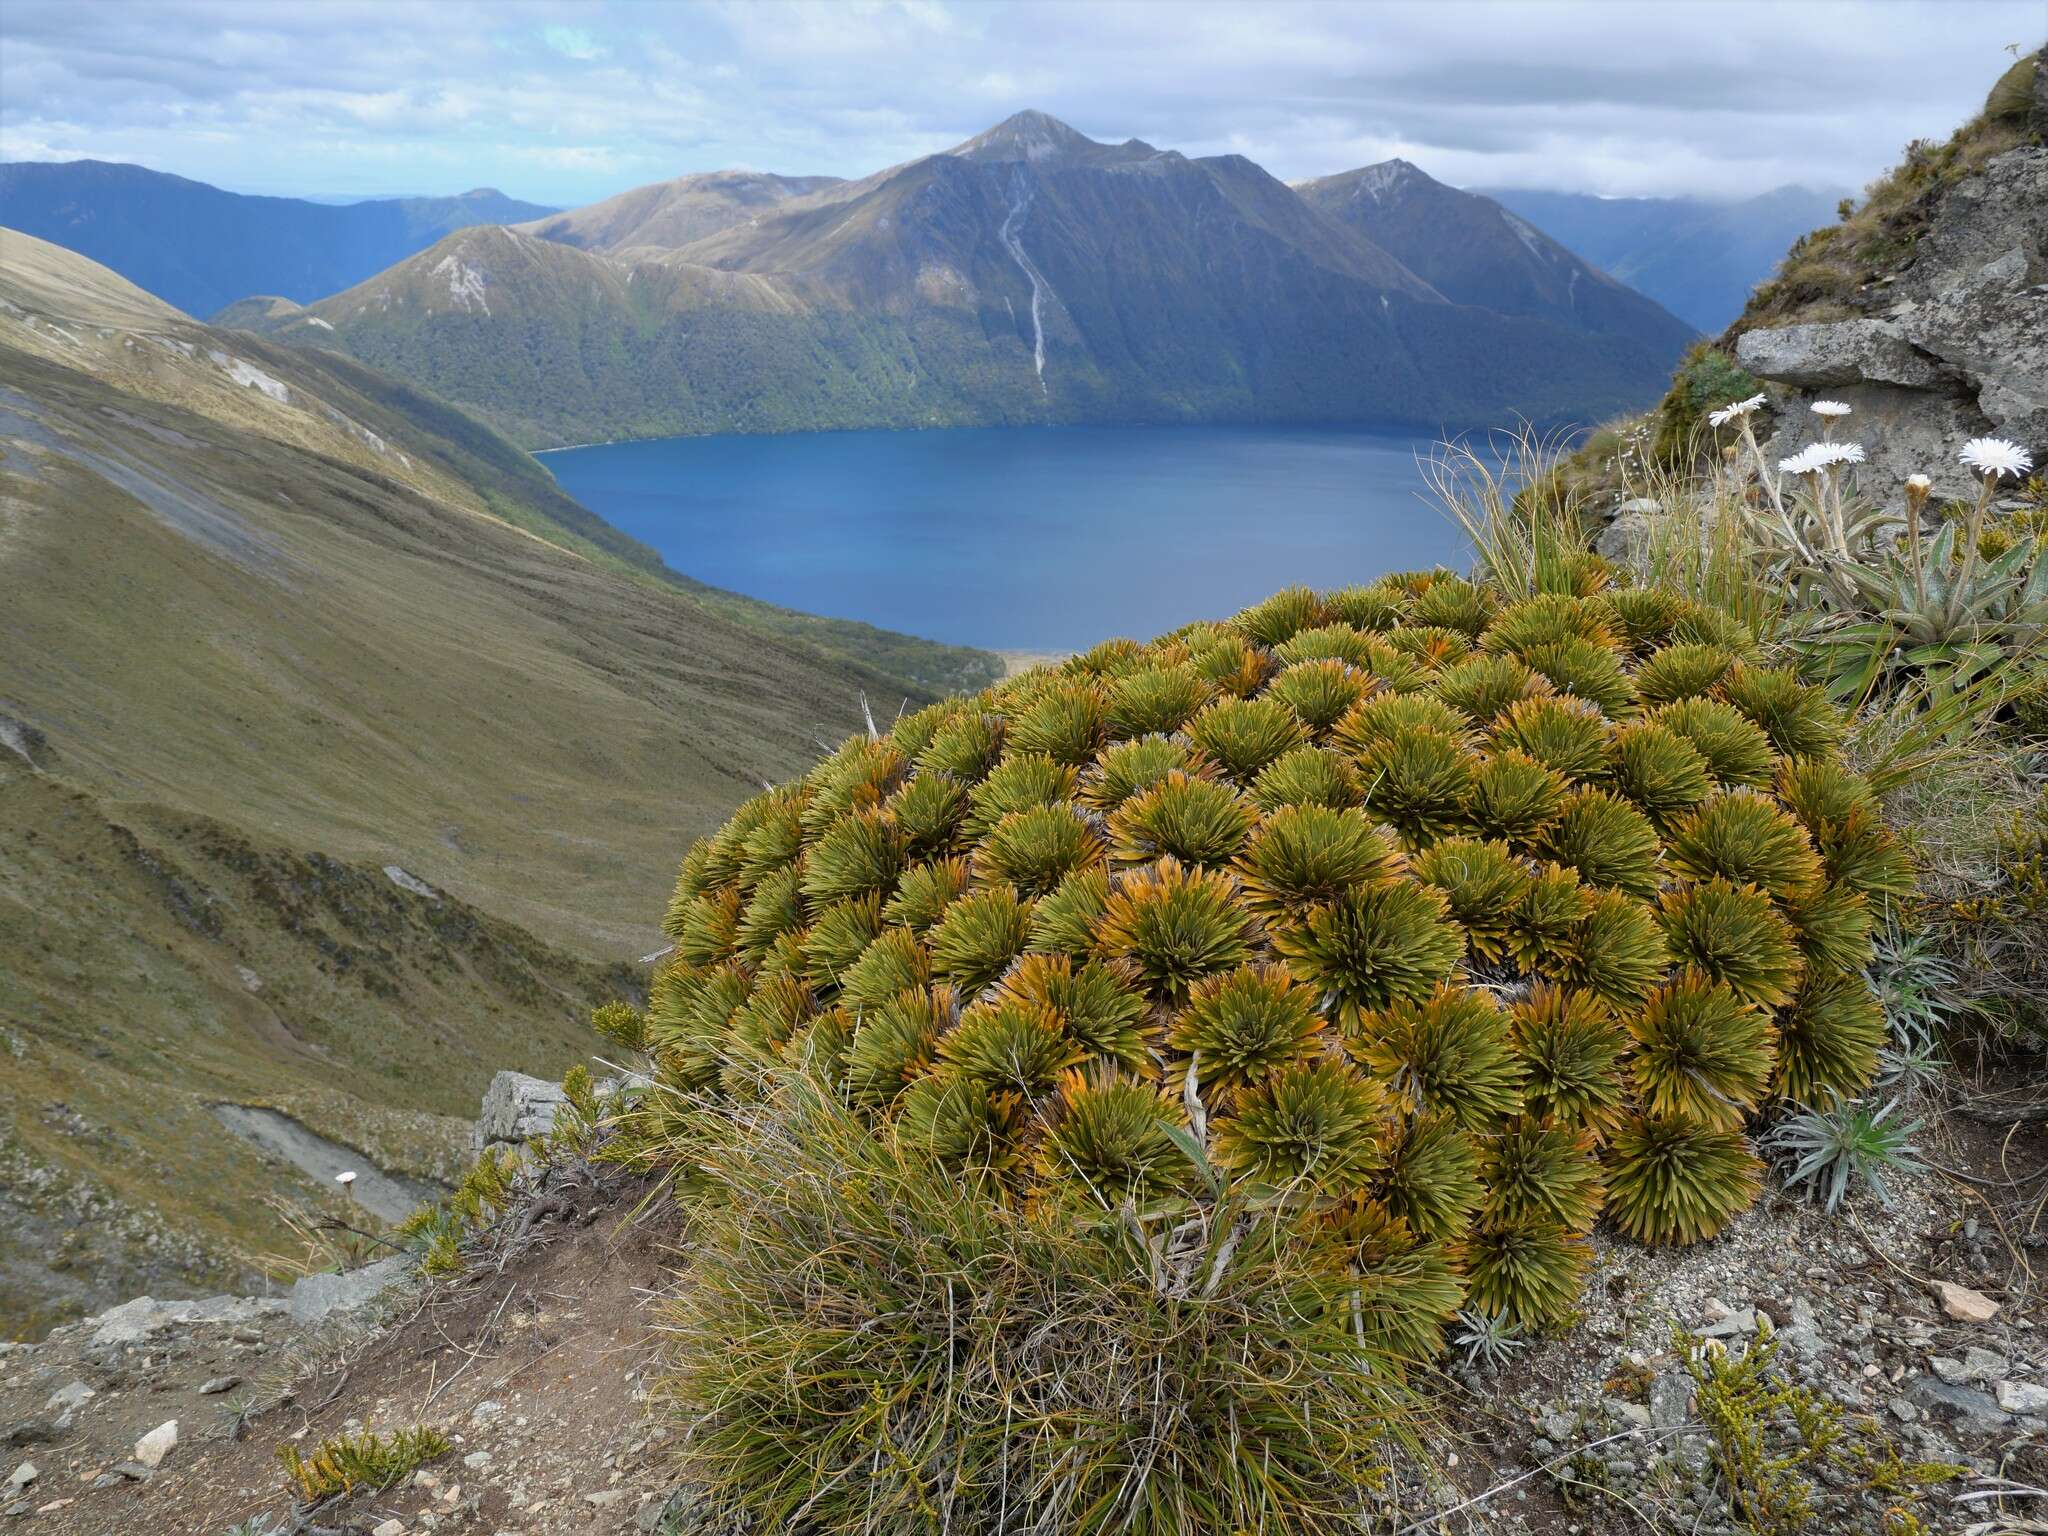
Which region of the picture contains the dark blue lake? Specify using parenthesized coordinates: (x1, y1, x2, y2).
(541, 424, 1464, 652)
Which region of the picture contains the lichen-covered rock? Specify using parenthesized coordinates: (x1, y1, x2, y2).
(472, 1070, 570, 1151)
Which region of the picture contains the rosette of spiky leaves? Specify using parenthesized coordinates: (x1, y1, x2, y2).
(1035, 1068, 1189, 1205)
(1250, 745, 1361, 812)
(927, 884, 1035, 998)
(734, 865, 806, 961)
(1186, 695, 1307, 784)
(888, 698, 964, 759)
(1466, 750, 1570, 844)
(882, 856, 971, 934)
(886, 772, 969, 858)
(1109, 771, 1257, 868)
(1493, 695, 1611, 784)
(1507, 862, 1594, 973)
(1783, 880, 1873, 972)
(1464, 1215, 1587, 1326)
(1026, 867, 1111, 960)
(1374, 1112, 1484, 1240)
(1536, 788, 1661, 897)
(801, 809, 906, 905)
(1324, 1202, 1467, 1366)
(1235, 805, 1403, 920)
(1078, 736, 1196, 814)
(995, 954, 1150, 1072)
(1666, 791, 1823, 900)
(646, 962, 751, 1089)
(675, 885, 743, 967)
(1482, 1118, 1606, 1231)
(663, 839, 717, 932)
(1667, 599, 1761, 657)
(1509, 986, 1630, 1139)
(736, 789, 808, 886)
(894, 1075, 1021, 1172)
(1232, 585, 1325, 647)
(1383, 624, 1473, 670)
(1603, 1114, 1761, 1244)
(839, 927, 931, 1014)
(916, 710, 1006, 783)
(1355, 726, 1479, 848)
(1169, 963, 1325, 1107)
(1273, 879, 1464, 1026)
(844, 986, 953, 1107)
(802, 738, 910, 836)
(1597, 588, 1684, 655)
(1522, 638, 1638, 718)
(1659, 878, 1803, 1008)
(1268, 659, 1372, 738)
(1775, 760, 1913, 901)
(1483, 594, 1618, 659)
(805, 896, 887, 994)
(1065, 636, 1146, 680)
(1335, 690, 1472, 753)
(1434, 654, 1553, 725)
(1325, 582, 1408, 632)
(1355, 638, 1433, 693)
(1409, 837, 1527, 964)
(1717, 667, 1841, 758)
(1412, 575, 1496, 637)
(758, 927, 810, 984)
(1607, 721, 1714, 825)
(1189, 632, 1272, 698)
(1106, 664, 1212, 738)
(1635, 643, 1740, 707)
(1627, 975, 1774, 1130)
(1558, 890, 1670, 1009)
(590, 999, 647, 1054)
(1774, 968, 1885, 1105)
(797, 1001, 863, 1089)
(1276, 624, 1376, 668)
(1656, 698, 1776, 787)
(963, 754, 1078, 841)
(978, 803, 1105, 898)
(729, 972, 815, 1071)
(1096, 857, 1254, 999)
(1355, 983, 1526, 1128)
(1008, 680, 1110, 765)
(1212, 1058, 1389, 1194)
(937, 996, 1085, 1101)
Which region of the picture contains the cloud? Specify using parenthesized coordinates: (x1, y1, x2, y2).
(0, 0, 2037, 204)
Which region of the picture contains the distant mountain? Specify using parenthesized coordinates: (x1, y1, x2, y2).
(0, 231, 990, 1322)
(1480, 185, 1846, 333)
(518, 169, 845, 254)
(0, 159, 559, 318)
(1295, 160, 1695, 354)
(238, 111, 1692, 447)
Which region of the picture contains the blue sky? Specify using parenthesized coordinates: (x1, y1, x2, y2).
(2, 1, 2039, 206)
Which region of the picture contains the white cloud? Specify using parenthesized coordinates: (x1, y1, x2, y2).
(0, 0, 2036, 205)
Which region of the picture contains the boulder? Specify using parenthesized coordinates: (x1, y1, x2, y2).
(132, 1421, 177, 1469)
(1735, 319, 1947, 391)
(287, 1254, 412, 1325)
(473, 1070, 570, 1151)
(84, 1294, 287, 1347)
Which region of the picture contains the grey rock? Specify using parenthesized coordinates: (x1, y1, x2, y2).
(1699, 1307, 1758, 1340)
(287, 1255, 411, 1325)
(84, 1293, 287, 1346)
(1932, 1348, 2009, 1386)
(196, 1375, 241, 1395)
(1903, 1374, 2009, 1431)
(109, 1462, 151, 1481)
(1735, 319, 1947, 391)
(1, 1422, 55, 1450)
(1997, 1379, 2048, 1415)
(3, 1466, 31, 1493)
(1649, 1371, 1694, 1431)
(473, 1070, 569, 1151)
(40, 1382, 91, 1416)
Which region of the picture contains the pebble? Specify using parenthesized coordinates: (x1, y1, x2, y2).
(372, 1520, 407, 1536)
(1934, 1281, 1999, 1323)
(196, 1375, 241, 1395)
(1996, 1380, 2048, 1415)
(6, 1463, 34, 1491)
(133, 1420, 177, 1469)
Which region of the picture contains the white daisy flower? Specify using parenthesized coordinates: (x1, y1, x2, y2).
(1959, 437, 2034, 480)
(1809, 442, 1865, 467)
(1778, 447, 1823, 476)
(1709, 393, 1769, 427)
(1905, 473, 1932, 491)
(1810, 400, 1853, 418)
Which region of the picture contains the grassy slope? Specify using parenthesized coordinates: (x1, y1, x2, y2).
(0, 236, 988, 1328)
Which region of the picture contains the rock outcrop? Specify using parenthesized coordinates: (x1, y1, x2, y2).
(1736, 133, 2045, 500)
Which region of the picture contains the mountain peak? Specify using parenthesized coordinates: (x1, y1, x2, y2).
(949, 109, 1101, 163)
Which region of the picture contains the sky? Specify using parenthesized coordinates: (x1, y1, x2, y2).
(2, 1, 2039, 208)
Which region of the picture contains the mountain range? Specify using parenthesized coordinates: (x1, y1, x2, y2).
(0, 159, 558, 319)
(208, 112, 1695, 447)
(0, 231, 991, 1321)
(1482, 184, 1845, 333)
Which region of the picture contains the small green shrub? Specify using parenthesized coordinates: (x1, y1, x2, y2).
(277, 1424, 449, 1503)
